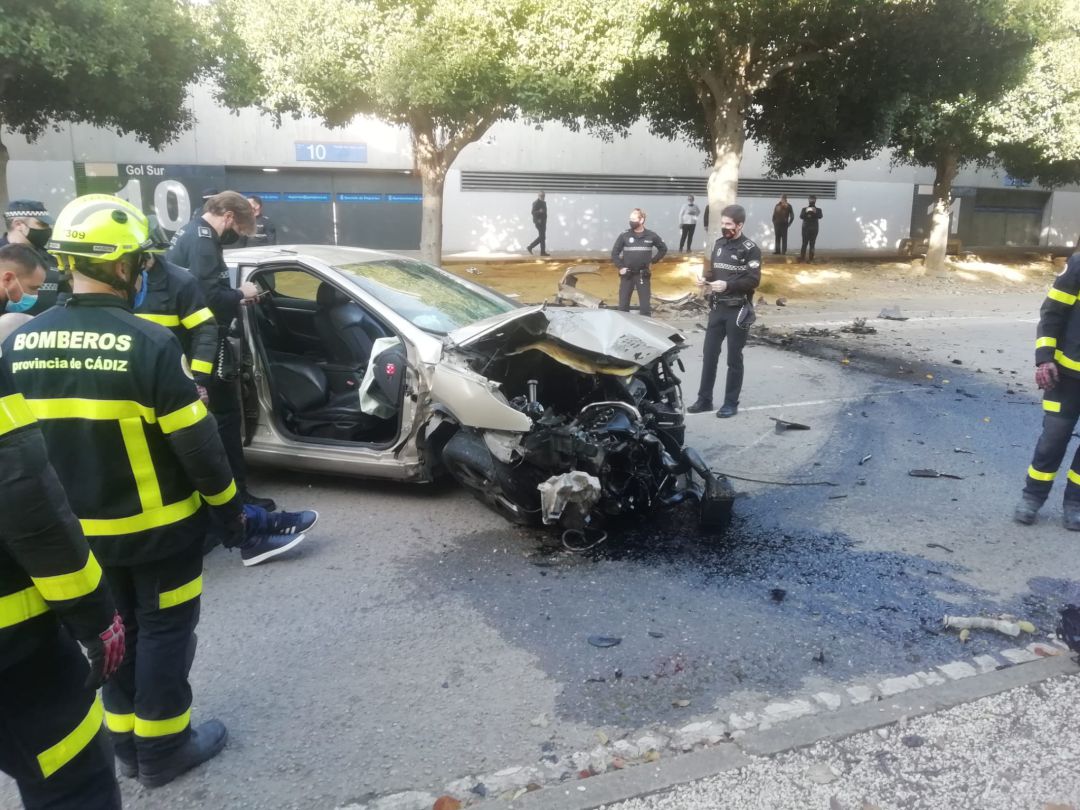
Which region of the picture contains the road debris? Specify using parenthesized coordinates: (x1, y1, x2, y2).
(943, 615, 1037, 638)
(840, 318, 877, 335)
(770, 417, 811, 433)
(909, 469, 964, 480)
(879, 305, 909, 321)
(588, 635, 622, 648)
(926, 542, 955, 553)
(954, 447, 974, 454)
(672, 699, 691, 708)
(648, 630, 665, 639)
(770, 588, 787, 603)
(776, 297, 788, 307)
(858, 454, 872, 466)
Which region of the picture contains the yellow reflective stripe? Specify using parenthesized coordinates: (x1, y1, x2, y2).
(0, 586, 49, 628)
(202, 480, 237, 507)
(158, 400, 207, 434)
(1069, 470, 1080, 487)
(27, 398, 155, 424)
(190, 358, 214, 375)
(136, 313, 181, 327)
(0, 393, 35, 436)
(135, 708, 191, 738)
(80, 492, 201, 537)
(104, 711, 135, 733)
(180, 307, 213, 330)
(1054, 350, 1080, 372)
(37, 696, 104, 778)
(159, 575, 203, 610)
(1028, 465, 1057, 482)
(1044, 399, 1062, 413)
(120, 418, 162, 511)
(1036, 336, 1058, 349)
(1048, 287, 1078, 306)
(31, 553, 102, 602)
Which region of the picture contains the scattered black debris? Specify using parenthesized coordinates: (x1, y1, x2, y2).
(858, 454, 873, 466)
(956, 388, 978, 399)
(840, 318, 877, 335)
(812, 650, 826, 664)
(588, 635, 622, 648)
(926, 542, 955, 554)
(909, 469, 965, 480)
(879, 306, 909, 321)
(471, 784, 490, 798)
(770, 588, 787, 603)
(648, 630, 665, 639)
(770, 417, 812, 433)
(954, 448, 974, 454)
(902, 734, 926, 748)
(951, 359, 963, 365)
(828, 494, 848, 500)
(585, 676, 607, 683)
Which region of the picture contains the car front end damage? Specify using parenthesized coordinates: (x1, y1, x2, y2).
(433, 308, 734, 536)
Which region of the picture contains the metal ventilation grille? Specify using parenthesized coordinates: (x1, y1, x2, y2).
(460, 171, 836, 199)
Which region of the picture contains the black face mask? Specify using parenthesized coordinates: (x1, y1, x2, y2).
(629, 220, 641, 230)
(220, 228, 240, 246)
(721, 227, 737, 239)
(26, 226, 52, 250)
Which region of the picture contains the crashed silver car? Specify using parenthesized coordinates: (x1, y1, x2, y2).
(227, 246, 732, 535)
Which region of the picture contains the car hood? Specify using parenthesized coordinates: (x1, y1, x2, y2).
(447, 306, 684, 367)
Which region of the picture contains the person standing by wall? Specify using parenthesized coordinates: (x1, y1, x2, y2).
(611, 208, 667, 317)
(687, 204, 762, 419)
(772, 194, 794, 255)
(527, 192, 549, 256)
(240, 197, 278, 248)
(677, 195, 701, 253)
(799, 196, 823, 262)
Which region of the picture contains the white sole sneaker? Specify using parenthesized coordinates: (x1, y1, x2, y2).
(241, 511, 319, 567)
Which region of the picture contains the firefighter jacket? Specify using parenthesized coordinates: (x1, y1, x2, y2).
(611, 228, 668, 275)
(135, 257, 218, 378)
(0, 378, 115, 670)
(165, 217, 243, 326)
(0, 294, 242, 567)
(1036, 254, 1080, 379)
(704, 235, 762, 306)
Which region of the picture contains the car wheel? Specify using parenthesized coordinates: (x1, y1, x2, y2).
(441, 431, 539, 527)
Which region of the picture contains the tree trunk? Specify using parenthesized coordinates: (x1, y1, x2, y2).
(705, 94, 746, 251)
(417, 158, 446, 266)
(925, 147, 959, 276)
(0, 134, 8, 214)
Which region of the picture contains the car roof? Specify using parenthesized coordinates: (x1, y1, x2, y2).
(224, 244, 414, 266)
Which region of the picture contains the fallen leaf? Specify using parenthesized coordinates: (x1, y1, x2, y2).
(433, 797, 462, 810)
(841, 358, 851, 365)
(926, 373, 934, 380)
(596, 731, 609, 745)
(509, 788, 527, 801)
(643, 750, 661, 762)
(960, 628, 970, 643)
(1018, 621, 1037, 634)
(983, 417, 991, 423)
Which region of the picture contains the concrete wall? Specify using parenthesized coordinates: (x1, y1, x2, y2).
(1043, 191, 1080, 248)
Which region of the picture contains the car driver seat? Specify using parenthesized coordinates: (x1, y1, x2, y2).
(268, 356, 385, 441)
(315, 282, 379, 367)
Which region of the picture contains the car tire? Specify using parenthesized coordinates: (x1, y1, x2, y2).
(441, 431, 539, 527)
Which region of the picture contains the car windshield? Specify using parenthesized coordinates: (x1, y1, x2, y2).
(335, 258, 518, 334)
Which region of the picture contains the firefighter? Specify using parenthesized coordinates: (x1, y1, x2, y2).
(1, 194, 316, 787)
(687, 204, 762, 419)
(0, 378, 125, 808)
(165, 192, 274, 511)
(611, 208, 667, 317)
(1016, 252, 1080, 528)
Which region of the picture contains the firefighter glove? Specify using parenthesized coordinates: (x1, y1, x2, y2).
(84, 611, 126, 688)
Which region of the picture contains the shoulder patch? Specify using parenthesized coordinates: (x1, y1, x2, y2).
(744, 240, 754, 249)
(197, 226, 213, 238)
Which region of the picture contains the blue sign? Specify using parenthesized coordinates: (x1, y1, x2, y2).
(282, 192, 332, 203)
(387, 194, 422, 203)
(240, 192, 282, 201)
(294, 142, 368, 163)
(338, 193, 384, 203)
(1004, 175, 1032, 188)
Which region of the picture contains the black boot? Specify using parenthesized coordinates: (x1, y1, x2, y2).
(138, 720, 228, 789)
(114, 736, 138, 779)
(1065, 501, 1080, 531)
(686, 399, 713, 414)
(1014, 495, 1043, 525)
(717, 403, 738, 418)
(242, 491, 277, 511)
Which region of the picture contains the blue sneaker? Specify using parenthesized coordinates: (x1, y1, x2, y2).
(240, 507, 318, 566)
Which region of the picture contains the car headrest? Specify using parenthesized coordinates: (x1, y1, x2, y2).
(317, 282, 348, 308)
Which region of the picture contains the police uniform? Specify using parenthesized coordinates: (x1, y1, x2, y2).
(0, 234, 68, 316)
(799, 203, 823, 262)
(1, 294, 241, 773)
(165, 218, 250, 493)
(0, 382, 120, 809)
(1023, 253, 1080, 505)
(240, 215, 277, 248)
(610, 227, 667, 316)
(695, 234, 762, 409)
(135, 257, 218, 378)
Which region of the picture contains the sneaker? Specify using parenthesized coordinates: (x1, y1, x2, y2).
(242, 491, 277, 511)
(138, 720, 227, 789)
(1014, 496, 1042, 525)
(241, 508, 318, 566)
(716, 404, 738, 418)
(540, 252, 551, 257)
(527, 245, 534, 255)
(686, 399, 713, 414)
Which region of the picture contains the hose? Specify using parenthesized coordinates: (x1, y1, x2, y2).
(562, 527, 608, 552)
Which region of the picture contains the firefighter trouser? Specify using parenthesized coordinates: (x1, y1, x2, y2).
(1024, 374, 1080, 503)
(618, 271, 652, 317)
(102, 540, 202, 765)
(206, 375, 247, 494)
(0, 629, 121, 810)
(697, 304, 748, 408)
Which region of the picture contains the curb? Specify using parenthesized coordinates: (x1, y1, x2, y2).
(473, 654, 1079, 810)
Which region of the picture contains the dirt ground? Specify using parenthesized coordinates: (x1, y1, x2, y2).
(443, 254, 1064, 307)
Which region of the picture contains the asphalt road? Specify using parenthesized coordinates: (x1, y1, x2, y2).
(4, 286, 1076, 810)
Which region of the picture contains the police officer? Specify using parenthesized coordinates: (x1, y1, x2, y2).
(1016, 251, 1080, 528)
(0, 376, 125, 808)
(687, 204, 761, 419)
(3, 194, 252, 788)
(611, 208, 667, 317)
(0, 200, 68, 315)
(799, 195, 823, 263)
(165, 192, 272, 510)
(526, 192, 548, 256)
(0, 244, 47, 343)
(239, 196, 277, 248)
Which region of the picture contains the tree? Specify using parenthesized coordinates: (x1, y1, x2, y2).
(602, 0, 1056, 248)
(214, 0, 642, 265)
(886, 0, 1066, 272)
(0, 0, 208, 209)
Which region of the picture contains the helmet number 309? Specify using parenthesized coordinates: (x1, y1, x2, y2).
(66, 229, 86, 240)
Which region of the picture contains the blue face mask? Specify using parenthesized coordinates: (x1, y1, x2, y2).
(132, 270, 149, 309)
(5, 292, 38, 313)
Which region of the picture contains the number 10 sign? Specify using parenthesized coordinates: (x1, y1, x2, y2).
(295, 142, 368, 163)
